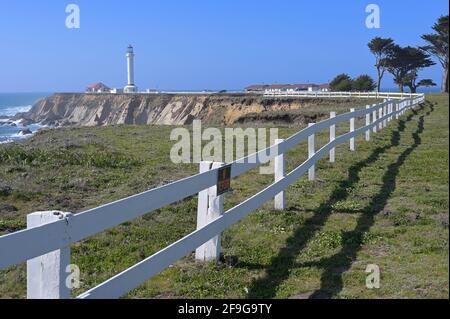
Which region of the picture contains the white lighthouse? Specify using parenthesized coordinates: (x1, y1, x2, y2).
(124, 45, 138, 93)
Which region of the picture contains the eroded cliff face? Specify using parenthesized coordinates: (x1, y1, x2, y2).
(20, 93, 337, 127)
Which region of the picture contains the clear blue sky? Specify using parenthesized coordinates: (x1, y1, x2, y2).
(0, 0, 448, 92)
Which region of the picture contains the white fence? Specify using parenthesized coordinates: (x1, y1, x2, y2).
(263, 91, 423, 100)
(0, 94, 426, 299)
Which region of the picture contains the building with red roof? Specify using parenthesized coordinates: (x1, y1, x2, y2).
(86, 82, 111, 93)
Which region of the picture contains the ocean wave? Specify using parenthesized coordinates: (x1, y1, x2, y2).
(0, 118, 24, 125)
(0, 105, 32, 117)
(0, 138, 15, 144)
(0, 122, 47, 144)
(0, 130, 37, 144)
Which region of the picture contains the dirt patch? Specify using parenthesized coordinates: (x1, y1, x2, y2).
(234, 110, 324, 125)
(431, 212, 449, 228)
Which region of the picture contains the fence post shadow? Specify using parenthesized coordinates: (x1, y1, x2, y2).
(308, 101, 434, 299)
(245, 101, 434, 299)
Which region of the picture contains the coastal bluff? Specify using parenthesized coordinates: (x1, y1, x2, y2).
(18, 93, 368, 127)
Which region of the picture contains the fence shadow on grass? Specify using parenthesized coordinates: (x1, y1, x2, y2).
(244, 101, 435, 299)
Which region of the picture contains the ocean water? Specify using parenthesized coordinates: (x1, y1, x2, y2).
(0, 93, 50, 144)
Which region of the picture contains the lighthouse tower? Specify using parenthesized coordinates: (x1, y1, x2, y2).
(124, 45, 138, 93)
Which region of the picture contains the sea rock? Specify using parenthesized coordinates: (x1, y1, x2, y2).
(18, 129, 33, 136)
(19, 118, 35, 126)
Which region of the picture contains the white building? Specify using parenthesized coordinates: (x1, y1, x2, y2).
(86, 82, 111, 93)
(110, 88, 124, 94)
(124, 45, 138, 93)
(246, 83, 330, 93)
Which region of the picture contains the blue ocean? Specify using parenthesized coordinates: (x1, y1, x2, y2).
(0, 93, 51, 144)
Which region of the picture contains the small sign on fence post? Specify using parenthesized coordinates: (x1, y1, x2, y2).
(217, 164, 232, 196)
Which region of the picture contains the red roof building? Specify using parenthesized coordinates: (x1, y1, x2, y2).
(86, 82, 111, 93)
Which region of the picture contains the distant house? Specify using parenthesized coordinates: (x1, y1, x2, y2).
(245, 83, 330, 93)
(318, 84, 330, 92)
(86, 82, 111, 93)
(110, 88, 124, 94)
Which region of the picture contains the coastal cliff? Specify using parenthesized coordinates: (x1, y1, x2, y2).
(19, 93, 373, 127)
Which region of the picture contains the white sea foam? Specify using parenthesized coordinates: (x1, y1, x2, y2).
(0, 105, 32, 117)
(0, 138, 14, 144)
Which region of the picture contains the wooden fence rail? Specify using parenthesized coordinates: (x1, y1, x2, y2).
(0, 94, 425, 299)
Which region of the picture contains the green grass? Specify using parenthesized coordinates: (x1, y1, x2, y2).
(0, 94, 448, 299)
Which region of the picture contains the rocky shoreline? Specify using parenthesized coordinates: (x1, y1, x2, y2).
(0, 117, 45, 144)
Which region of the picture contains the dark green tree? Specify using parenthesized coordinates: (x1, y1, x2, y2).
(329, 74, 353, 91)
(384, 45, 408, 92)
(352, 75, 377, 92)
(386, 45, 435, 93)
(417, 79, 437, 89)
(368, 37, 395, 92)
(421, 15, 449, 93)
(403, 71, 437, 93)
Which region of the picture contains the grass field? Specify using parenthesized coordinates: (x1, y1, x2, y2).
(0, 94, 448, 299)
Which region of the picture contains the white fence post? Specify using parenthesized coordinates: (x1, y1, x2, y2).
(389, 102, 394, 122)
(308, 124, 316, 181)
(372, 105, 378, 133)
(27, 211, 72, 299)
(387, 103, 391, 122)
(195, 162, 225, 262)
(365, 106, 371, 141)
(350, 108, 356, 151)
(378, 106, 383, 130)
(383, 100, 388, 128)
(274, 139, 285, 211)
(195, 161, 213, 261)
(329, 112, 336, 163)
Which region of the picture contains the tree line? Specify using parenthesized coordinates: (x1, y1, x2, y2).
(330, 15, 448, 93)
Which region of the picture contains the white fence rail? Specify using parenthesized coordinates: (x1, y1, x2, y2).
(263, 91, 423, 100)
(0, 93, 426, 299)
